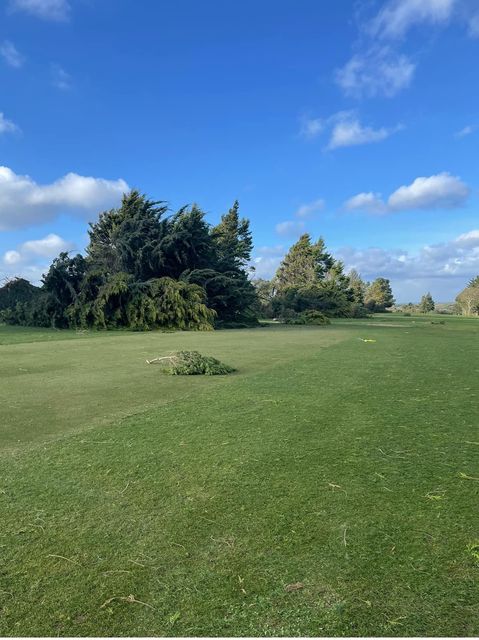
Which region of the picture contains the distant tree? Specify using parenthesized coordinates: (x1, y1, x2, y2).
(272, 235, 356, 319)
(364, 277, 395, 312)
(347, 269, 366, 305)
(419, 292, 435, 313)
(0, 277, 41, 311)
(275, 234, 334, 291)
(252, 278, 276, 318)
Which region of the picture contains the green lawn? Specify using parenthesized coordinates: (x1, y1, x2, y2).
(0, 316, 478, 636)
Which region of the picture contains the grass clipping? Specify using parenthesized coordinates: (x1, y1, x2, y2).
(147, 350, 236, 376)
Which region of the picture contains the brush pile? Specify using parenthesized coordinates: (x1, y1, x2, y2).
(147, 350, 235, 375)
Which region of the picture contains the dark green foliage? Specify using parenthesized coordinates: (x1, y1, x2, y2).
(273, 235, 367, 319)
(0, 278, 41, 311)
(2, 192, 258, 331)
(182, 268, 258, 326)
(282, 309, 331, 325)
(211, 200, 253, 271)
(163, 350, 235, 375)
(69, 275, 215, 331)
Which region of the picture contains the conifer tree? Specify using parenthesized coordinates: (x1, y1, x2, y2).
(419, 292, 435, 313)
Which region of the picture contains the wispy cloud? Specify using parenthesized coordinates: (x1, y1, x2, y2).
(51, 63, 72, 90)
(335, 0, 470, 99)
(335, 46, 415, 98)
(0, 40, 25, 68)
(455, 124, 476, 138)
(8, 0, 71, 22)
(0, 112, 19, 135)
(300, 110, 402, 149)
(299, 116, 324, 139)
(275, 220, 305, 237)
(295, 198, 325, 218)
(369, 0, 456, 40)
(344, 172, 470, 214)
(468, 12, 479, 37)
(328, 112, 403, 149)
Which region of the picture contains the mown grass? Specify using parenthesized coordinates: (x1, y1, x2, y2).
(0, 316, 478, 636)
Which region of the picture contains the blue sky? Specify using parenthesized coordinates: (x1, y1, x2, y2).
(1, 0, 478, 302)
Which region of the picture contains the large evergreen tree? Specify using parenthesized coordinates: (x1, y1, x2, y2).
(273, 234, 356, 318)
(1, 191, 259, 330)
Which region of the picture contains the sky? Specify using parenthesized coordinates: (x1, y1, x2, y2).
(0, 0, 478, 302)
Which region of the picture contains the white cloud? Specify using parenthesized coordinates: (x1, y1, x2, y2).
(2, 233, 73, 265)
(455, 124, 476, 138)
(8, 0, 70, 21)
(335, 47, 415, 98)
(336, 227, 479, 301)
(21, 233, 73, 258)
(1, 233, 74, 284)
(295, 198, 325, 218)
(336, 0, 477, 99)
(370, 0, 456, 40)
(252, 245, 286, 279)
(300, 110, 401, 149)
(345, 172, 470, 213)
(275, 220, 305, 237)
(4, 250, 21, 265)
(0, 112, 19, 135)
(327, 113, 402, 149)
(51, 64, 72, 90)
(344, 192, 386, 214)
(388, 173, 470, 210)
(0, 166, 129, 230)
(0, 40, 25, 68)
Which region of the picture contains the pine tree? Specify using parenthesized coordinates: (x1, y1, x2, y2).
(211, 200, 253, 271)
(348, 269, 366, 304)
(275, 234, 334, 290)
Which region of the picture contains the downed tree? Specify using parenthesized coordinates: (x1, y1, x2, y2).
(146, 350, 235, 375)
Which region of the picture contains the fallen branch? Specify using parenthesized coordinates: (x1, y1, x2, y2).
(100, 594, 155, 610)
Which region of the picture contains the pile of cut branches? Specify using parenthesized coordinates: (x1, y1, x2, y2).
(147, 350, 235, 376)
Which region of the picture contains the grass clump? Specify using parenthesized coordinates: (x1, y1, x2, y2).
(160, 350, 236, 375)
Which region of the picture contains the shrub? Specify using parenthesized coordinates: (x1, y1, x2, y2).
(301, 310, 331, 325)
(281, 310, 330, 325)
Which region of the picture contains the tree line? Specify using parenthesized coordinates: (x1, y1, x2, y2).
(254, 233, 395, 322)
(0, 191, 397, 330)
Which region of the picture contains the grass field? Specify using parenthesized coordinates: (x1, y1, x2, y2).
(0, 316, 478, 636)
